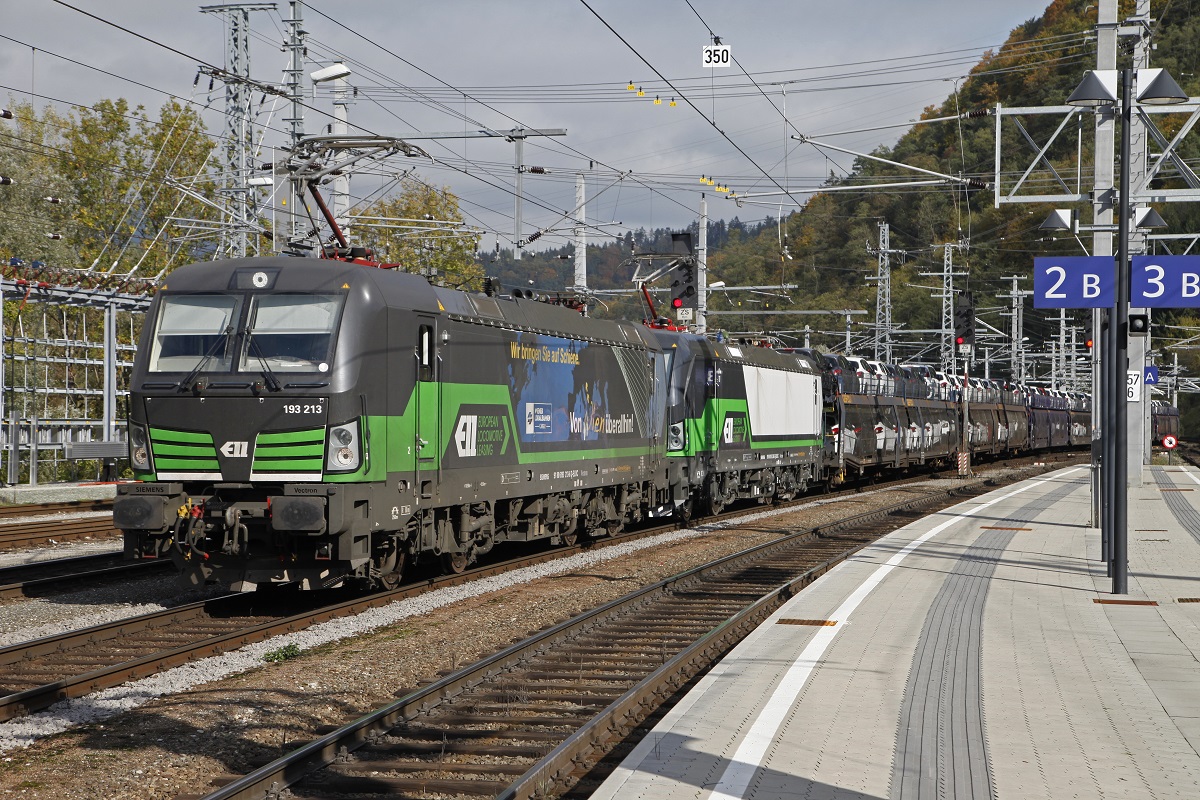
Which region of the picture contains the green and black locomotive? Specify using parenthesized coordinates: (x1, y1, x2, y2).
(114, 255, 830, 591)
(115, 256, 684, 590)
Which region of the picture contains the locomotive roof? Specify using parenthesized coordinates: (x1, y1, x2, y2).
(158, 256, 440, 305)
(159, 257, 656, 348)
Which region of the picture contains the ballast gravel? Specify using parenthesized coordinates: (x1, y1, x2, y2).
(0, 471, 1020, 799)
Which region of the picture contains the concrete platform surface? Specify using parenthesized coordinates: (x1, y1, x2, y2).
(594, 465, 1200, 799)
(0, 482, 118, 505)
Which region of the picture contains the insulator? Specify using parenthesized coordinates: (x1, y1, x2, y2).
(45, 233, 63, 240)
(43, 196, 61, 204)
(962, 108, 991, 119)
(527, 166, 547, 174)
(526, 231, 543, 243)
(965, 178, 989, 190)
(0, 176, 12, 186)
(0, 109, 12, 120)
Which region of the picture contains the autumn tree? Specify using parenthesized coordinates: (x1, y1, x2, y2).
(0, 99, 76, 267)
(356, 177, 484, 290)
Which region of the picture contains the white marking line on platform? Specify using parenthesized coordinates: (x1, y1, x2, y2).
(1179, 468, 1200, 488)
(705, 467, 1085, 800)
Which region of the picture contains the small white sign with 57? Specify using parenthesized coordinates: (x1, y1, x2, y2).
(1127, 370, 1142, 402)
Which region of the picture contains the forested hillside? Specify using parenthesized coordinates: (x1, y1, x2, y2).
(493, 0, 1200, 430)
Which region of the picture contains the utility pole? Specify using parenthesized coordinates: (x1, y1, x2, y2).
(1093, 0, 1118, 535)
(1000, 275, 1030, 381)
(1126, 0, 1153, 486)
(920, 243, 967, 372)
(1075, 326, 1084, 388)
(573, 172, 588, 311)
(331, 74, 351, 234)
(697, 194, 708, 333)
(284, 0, 306, 245)
(514, 136, 524, 261)
(201, 3, 273, 259)
(867, 221, 905, 362)
(1059, 308, 1068, 387)
(506, 128, 568, 259)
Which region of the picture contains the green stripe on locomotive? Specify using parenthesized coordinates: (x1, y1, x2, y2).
(137, 380, 658, 484)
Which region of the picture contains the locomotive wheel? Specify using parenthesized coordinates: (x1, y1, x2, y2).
(441, 552, 468, 574)
(706, 495, 724, 516)
(676, 498, 693, 527)
(380, 552, 406, 589)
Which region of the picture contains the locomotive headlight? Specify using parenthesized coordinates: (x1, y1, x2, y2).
(128, 423, 151, 470)
(668, 422, 686, 451)
(326, 420, 361, 472)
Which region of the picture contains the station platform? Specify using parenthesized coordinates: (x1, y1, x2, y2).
(594, 465, 1200, 799)
(0, 481, 117, 505)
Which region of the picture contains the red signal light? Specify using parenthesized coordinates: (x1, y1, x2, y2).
(671, 297, 683, 309)
(1086, 338, 1094, 348)
(955, 336, 965, 345)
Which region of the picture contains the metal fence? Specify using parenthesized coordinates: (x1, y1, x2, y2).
(0, 277, 149, 485)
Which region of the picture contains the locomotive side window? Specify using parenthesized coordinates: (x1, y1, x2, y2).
(239, 294, 342, 372)
(418, 324, 434, 381)
(148, 294, 241, 372)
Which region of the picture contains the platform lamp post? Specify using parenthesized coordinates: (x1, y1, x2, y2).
(1064, 67, 1188, 594)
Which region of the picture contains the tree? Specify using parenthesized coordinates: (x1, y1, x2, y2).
(356, 177, 483, 289)
(54, 97, 217, 279)
(0, 99, 76, 267)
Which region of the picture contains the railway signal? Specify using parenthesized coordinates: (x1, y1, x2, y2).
(670, 259, 698, 311)
(953, 291, 975, 346)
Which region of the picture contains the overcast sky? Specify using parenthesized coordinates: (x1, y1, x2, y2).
(2, 0, 1058, 254)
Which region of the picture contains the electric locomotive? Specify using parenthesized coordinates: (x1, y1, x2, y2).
(114, 256, 678, 590)
(655, 332, 824, 516)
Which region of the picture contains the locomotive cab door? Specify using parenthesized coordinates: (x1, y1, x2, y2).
(415, 317, 440, 499)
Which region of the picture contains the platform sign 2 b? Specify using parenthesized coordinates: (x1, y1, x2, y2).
(1034, 256, 1115, 308)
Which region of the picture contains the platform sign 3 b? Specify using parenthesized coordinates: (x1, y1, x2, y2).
(1132, 255, 1200, 307)
(1034, 256, 1114, 308)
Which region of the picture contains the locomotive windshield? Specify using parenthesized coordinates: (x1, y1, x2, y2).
(147, 294, 242, 373)
(239, 293, 342, 372)
(146, 292, 343, 374)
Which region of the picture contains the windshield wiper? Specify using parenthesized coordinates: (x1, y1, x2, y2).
(243, 328, 282, 393)
(178, 326, 234, 394)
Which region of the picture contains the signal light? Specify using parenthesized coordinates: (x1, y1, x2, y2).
(953, 291, 975, 346)
(668, 252, 698, 312)
(1086, 338, 1094, 349)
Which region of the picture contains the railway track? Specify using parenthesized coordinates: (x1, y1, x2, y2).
(0, 457, 1081, 726)
(0, 502, 116, 551)
(0, 552, 169, 600)
(0, 499, 111, 520)
(0, 491, 809, 724)
(186, 462, 1063, 800)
